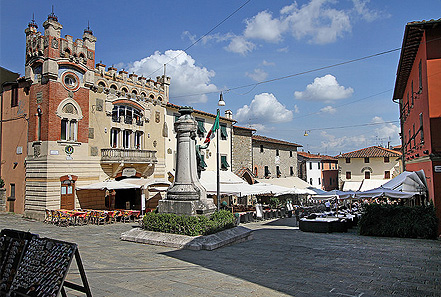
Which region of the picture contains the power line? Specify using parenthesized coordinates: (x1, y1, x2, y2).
(277, 120, 400, 132)
(146, 0, 252, 79)
(171, 35, 441, 100)
(171, 47, 401, 99)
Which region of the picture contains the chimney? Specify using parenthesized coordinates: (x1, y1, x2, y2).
(224, 110, 233, 119)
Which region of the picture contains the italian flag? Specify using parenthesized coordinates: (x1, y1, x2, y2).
(204, 109, 220, 146)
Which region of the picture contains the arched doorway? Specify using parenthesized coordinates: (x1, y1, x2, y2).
(60, 175, 78, 209)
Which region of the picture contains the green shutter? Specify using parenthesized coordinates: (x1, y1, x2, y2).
(197, 120, 206, 135)
(201, 155, 207, 168)
(220, 124, 228, 139)
(221, 155, 229, 170)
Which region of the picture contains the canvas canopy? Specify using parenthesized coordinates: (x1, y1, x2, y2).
(199, 171, 293, 196)
(76, 178, 170, 191)
(359, 179, 387, 191)
(76, 180, 140, 190)
(356, 187, 416, 199)
(255, 177, 317, 195)
(382, 170, 427, 194)
(313, 190, 356, 200)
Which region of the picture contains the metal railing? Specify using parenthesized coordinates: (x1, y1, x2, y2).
(101, 148, 157, 163)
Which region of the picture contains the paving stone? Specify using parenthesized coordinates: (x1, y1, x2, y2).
(1, 212, 440, 296)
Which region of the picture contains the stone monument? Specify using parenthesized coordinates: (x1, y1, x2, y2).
(158, 107, 216, 216)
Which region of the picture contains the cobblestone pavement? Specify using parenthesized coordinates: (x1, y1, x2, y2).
(1, 212, 440, 297)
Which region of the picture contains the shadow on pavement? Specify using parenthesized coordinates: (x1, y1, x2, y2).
(161, 218, 441, 297)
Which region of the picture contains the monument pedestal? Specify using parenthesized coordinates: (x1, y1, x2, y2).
(158, 198, 216, 216)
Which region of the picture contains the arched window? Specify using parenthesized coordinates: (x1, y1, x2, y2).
(110, 84, 117, 90)
(112, 104, 143, 126)
(56, 98, 83, 142)
(121, 87, 128, 94)
(132, 89, 138, 95)
(158, 96, 162, 101)
(98, 81, 106, 88)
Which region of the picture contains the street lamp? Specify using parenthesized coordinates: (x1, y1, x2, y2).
(216, 92, 225, 210)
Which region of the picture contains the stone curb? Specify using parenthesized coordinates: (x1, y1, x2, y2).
(120, 226, 253, 250)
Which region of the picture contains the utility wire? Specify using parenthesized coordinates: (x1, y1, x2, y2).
(277, 120, 400, 133)
(146, 0, 252, 78)
(171, 35, 441, 100)
(171, 47, 401, 99)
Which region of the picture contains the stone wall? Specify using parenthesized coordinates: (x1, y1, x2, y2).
(252, 141, 298, 179)
(232, 127, 253, 172)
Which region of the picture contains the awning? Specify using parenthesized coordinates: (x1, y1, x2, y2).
(342, 181, 362, 191)
(76, 180, 140, 190)
(123, 178, 171, 189)
(255, 177, 318, 195)
(356, 187, 416, 199)
(313, 190, 356, 200)
(382, 170, 427, 194)
(359, 179, 387, 191)
(76, 178, 171, 191)
(199, 171, 286, 196)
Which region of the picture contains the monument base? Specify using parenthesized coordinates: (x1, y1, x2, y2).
(158, 198, 216, 216)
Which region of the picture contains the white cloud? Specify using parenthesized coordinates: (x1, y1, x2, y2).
(128, 50, 217, 103)
(351, 0, 383, 22)
(320, 105, 337, 114)
(294, 74, 354, 102)
(282, 0, 352, 44)
(320, 130, 367, 154)
(262, 60, 275, 66)
(244, 10, 285, 43)
(245, 68, 268, 82)
(225, 35, 256, 55)
(235, 93, 293, 125)
(294, 104, 300, 114)
(372, 116, 400, 142)
(277, 47, 289, 53)
(181, 0, 383, 56)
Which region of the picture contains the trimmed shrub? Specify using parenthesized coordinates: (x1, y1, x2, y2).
(142, 210, 236, 236)
(358, 203, 438, 239)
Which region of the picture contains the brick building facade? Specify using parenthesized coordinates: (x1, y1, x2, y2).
(1, 13, 170, 219)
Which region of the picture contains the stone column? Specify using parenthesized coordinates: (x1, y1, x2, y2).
(158, 107, 216, 215)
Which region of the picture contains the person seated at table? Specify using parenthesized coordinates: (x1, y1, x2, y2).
(325, 200, 331, 212)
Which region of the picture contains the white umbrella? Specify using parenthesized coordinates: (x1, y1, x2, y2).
(76, 180, 140, 190)
(355, 187, 416, 199)
(313, 190, 356, 200)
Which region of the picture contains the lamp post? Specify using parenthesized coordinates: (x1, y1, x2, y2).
(217, 93, 225, 210)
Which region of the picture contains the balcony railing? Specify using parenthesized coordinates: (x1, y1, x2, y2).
(101, 148, 157, 164)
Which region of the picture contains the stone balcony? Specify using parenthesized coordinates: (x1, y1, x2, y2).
(101, 148, 157, 164)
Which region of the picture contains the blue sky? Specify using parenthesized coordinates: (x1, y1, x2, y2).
(1, 0, 440, 156)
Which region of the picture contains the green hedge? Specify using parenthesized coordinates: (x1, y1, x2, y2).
(358, 204, 438, 239)
(142, 210, 237, 236)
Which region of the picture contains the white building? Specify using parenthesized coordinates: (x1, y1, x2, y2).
(337, 146, 402, 191)
(297, 151, 323, 188)
(164, 103, 234, 181)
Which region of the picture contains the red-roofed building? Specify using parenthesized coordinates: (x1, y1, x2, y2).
(392, 19, 441, 233)
(337, 146, 402, 190)
(297, 152, 338, 190)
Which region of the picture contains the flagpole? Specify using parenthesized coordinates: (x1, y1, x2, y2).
(216, 108, 220, 211)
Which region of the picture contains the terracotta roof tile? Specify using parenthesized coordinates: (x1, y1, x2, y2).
(252, 135, 302, 147)
(297, 151, 322, 159)
(339, 146, 402, 158)
(233, 125, 256, 131)
(166, 102, 235, 122)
